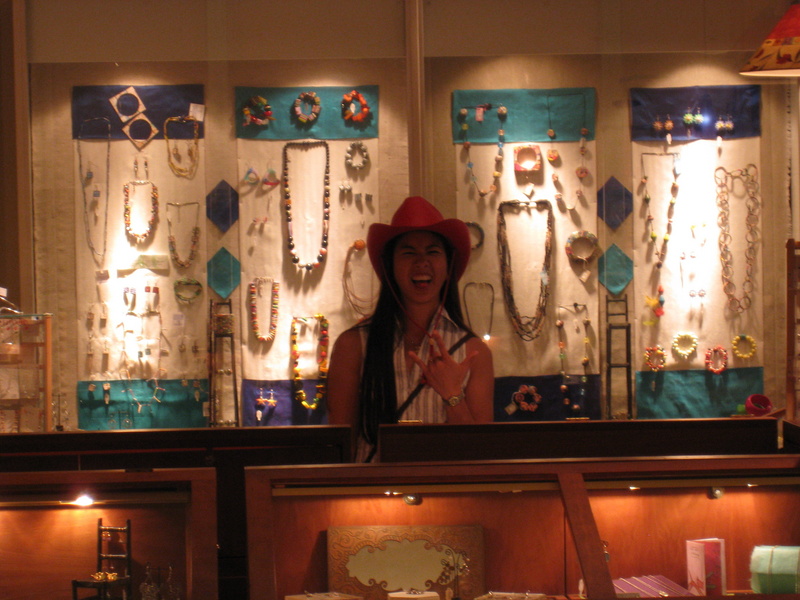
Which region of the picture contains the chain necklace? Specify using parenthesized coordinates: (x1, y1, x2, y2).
(164, 115, 200, 178)
(462, 281, 494, 341)
(166, 201, 201, 268)
(291, 314, 329, 410)
(282, 141, 330, 271)
(77, 117, 111, 264)
(497, 199, 553, 341)
(249, 277, 279, 342)
(715, 164, 760, 313)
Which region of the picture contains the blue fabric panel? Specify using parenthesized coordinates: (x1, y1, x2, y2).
(493, 373, 601, 421)
(241, 379, 294, 426)
(235, 85, 379, 140)
(77, 379, 208, 430)
(72, 85, 205, 139)
(630, 85, 760, 142)
(635, 366, 764, 418)
(451, 88, 596, 143)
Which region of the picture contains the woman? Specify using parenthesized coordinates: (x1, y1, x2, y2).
(327, 196, 494, 461)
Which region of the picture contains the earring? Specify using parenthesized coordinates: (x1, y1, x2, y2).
(243, 167, 259, 185)
(652, 116, 664, 133)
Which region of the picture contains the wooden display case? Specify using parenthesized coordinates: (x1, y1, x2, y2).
(245, 455, 800, 600)
(0, 313, 52, 432)
(0, 467, 217, 600)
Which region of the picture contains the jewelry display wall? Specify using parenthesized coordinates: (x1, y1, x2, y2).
(235, 86, 379, 426)
(631, 85, 764, 418)
(72, 85, 208, 430)
(453, 89, 601, 420)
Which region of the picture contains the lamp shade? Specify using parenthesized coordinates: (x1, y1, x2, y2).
(741, 1, 800, 76)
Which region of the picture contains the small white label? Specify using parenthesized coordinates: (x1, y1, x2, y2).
(189, 103, 206, 121)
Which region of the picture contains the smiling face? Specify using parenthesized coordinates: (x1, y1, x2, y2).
(391, 230, 451, 308)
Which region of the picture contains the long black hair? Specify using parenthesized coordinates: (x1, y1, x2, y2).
(355, 232, 473, 448)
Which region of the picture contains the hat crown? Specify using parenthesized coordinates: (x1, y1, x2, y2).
(390, 196, 445, 228)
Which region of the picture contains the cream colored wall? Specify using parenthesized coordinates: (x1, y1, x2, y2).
(26, 0, 793, 421)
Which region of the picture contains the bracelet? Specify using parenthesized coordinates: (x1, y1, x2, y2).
(671, 332, 698, 358)
(344, 141, 370, 170)
(465, 221, 485, 250)
(173, 277, 203, 303)
(732, 334, 757, 359)
(341, 89, 371, 122)
(293, 91, 321, 123)
(705, 345, 728, 374)
(644, 345, 666, 371)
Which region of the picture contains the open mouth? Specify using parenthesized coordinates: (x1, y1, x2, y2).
(411, 275, 432, 289)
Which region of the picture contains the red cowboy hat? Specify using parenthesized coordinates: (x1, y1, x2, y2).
(367, 196, 471, 282)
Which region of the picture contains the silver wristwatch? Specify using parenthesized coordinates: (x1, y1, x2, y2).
(443, 390, 465, 407)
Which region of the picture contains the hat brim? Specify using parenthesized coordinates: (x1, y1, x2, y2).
(368, 219, 471, 283)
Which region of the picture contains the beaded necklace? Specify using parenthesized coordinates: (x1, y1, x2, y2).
(77, 117, 111, 264)
(281, 141, 330, 271)
(249, 277, 279, 342)
(290, 314, 329, 410)
(164, 115, 199, 178)
(123, 158, 159, 244)
(166, 201, 201, 268)
(715, 164, 760, 313)
(497, 199, 553, 341)
(640, 152, 680, 269)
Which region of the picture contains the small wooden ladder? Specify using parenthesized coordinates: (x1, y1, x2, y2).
(605, 294, 633, 419)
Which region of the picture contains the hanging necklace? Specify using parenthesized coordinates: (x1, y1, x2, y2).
(77, 117, 111, 264)
(497, 199, 553, 341)
(164, 115, 199, 178)
(460, 104, 507, 199)
(123, 158, 159, 244)
(290, 314, 329, 409)
(342, 239, 376, 318)
(462, 281, 494, 341)
(249, 277, 279, 342)
(715, 164, 760, 313)
(640, 152, 680, 269)
(166, 201, 200, 268)
(282, 141, 330, 271)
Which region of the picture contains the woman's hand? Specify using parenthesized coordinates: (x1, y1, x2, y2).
(408, 330, 477, 400)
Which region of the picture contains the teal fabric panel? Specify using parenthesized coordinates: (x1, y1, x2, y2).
(452, 88, 596, 143)
(235, 85, 378, 140)
(77, 379, 208, 430)
(635, 367, 763, 418)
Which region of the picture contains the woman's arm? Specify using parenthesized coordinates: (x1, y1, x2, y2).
(326, 327, 363, 451)
(409, 332, 494, 423)
(448, 336, 494, 423)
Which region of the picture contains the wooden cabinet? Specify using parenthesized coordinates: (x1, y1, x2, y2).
(0, 468, 217, 600)
(245, 455, 800, 600)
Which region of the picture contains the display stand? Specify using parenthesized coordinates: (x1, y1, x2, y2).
(209, 300, 239, 426)
(605, 294, 632, 419)
(0, 312, 53, 432)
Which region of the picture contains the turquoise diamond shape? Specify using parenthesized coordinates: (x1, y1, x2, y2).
(207, 247, 240, 299)
(598, 243, 633, 296)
